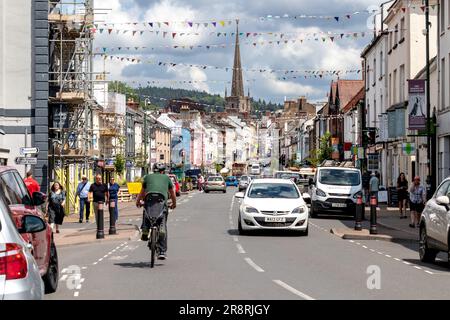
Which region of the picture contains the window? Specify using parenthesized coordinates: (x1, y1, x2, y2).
(366, 64, 370, 88)
(160, 154, 164, 160)
(373, 58, 377, 84)
(380, 51, 383, 77)
(389, 73, 392, 106)
(373, 98, 377, 127)
(393, 69, 397, 104)
(394, 24, 398, 45)
(442, 58, 446, 110)
(0, 172, 32, 206)
(441, 0, 446, 33)
(400, 17, 405, 40)
(435, 181, 450, 198)
(389, 32, 393, 51)
(399, 65, 405, 102)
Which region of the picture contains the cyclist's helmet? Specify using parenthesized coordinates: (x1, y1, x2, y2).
(153, 163, 166, 173)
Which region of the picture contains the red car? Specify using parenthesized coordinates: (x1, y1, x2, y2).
(0, 166, 59, 294)
(168, 174, 181, 197)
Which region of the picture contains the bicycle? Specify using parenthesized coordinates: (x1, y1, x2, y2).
(142, 192, 167, 268)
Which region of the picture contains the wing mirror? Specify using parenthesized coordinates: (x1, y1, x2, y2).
(19, 215, 46, 234)
(436, 196, 450, 210)
(235, 192, 245, 199)
(32, 192, 47, 206)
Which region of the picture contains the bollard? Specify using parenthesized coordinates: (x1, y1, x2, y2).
(109, 200, 117, 235)
(96, 202, 105, 239)
(370, 196, 378, 234)
(354, 195, 363, 231)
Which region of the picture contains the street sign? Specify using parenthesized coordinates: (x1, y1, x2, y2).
(19, 147, 39, 155)
(15, 157, 37, 165)
(402, 143, 416, 156)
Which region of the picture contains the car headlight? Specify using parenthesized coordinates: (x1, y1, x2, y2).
(244, 206, 259, 214)
(316, 188, 327, 197)
(292, 206, 306, 214)
(353, 191, 362, 199)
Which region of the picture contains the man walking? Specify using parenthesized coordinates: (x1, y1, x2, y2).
(362, 170, 371, 204)
(108, 177, 120, 222)
(409, 176, 426, 228)
(369, 172, 380, 205)
(76, 176, 91, 223)
(23, 171, 40, 196)
(89, 174, 109, 225)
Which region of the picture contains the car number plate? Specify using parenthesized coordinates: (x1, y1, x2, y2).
(264, 217, 286, 222)
(332, 203, 347, 208)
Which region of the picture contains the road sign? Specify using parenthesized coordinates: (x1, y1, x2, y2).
(19, 147, 39, 155)
(15, 157, 38, 165)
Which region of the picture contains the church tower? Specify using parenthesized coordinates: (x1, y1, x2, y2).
(225, 20, 252, 114)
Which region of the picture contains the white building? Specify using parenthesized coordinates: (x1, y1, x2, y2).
(384, 0, 437, 186)
(437, 0, 450, 182)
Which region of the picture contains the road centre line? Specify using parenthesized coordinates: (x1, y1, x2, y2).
(273, 280, 315, 300)
(236, 244, 246, 254)
(244, 258, 265, 272)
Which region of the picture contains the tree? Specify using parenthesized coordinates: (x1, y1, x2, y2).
(114, 154, 125, 175)
(307, 132, 333, 167)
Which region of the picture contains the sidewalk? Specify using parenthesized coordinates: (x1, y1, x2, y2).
(330, 205, 419, 242)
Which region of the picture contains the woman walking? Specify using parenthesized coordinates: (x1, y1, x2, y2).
(409, 176, 426, 228)
(47, 181, 66, 233)
(108, 177, 120, 222)
(397, 173, 408, 219)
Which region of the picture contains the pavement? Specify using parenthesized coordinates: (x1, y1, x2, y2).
(46, 190, 450, 300)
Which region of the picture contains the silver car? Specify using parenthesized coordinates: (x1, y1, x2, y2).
(238, 175, 252, 192)
(204, 176, 227, 193)
(0, 196, 44, 300)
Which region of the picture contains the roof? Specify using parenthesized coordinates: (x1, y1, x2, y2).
(342, 86, 365, 113)
(329, 81, 337, 104)
(360, 33, 386, 58)
(336, 80, 364, 110)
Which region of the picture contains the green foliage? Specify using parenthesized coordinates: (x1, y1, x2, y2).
(114, 154, 125, 174)
(307, 132, 333, 167)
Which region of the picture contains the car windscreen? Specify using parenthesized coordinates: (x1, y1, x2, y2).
(248, 183, 299, 199)
(208, 177, 223, 182)
(240, 176, 249, 182)
(319, 169, 360, 186)
(275, 172, 300, 180)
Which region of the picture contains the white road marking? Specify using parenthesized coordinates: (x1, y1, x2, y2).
(385, 254, 392, 258)
(59, 275, 68, 281)
(349, 240, 355, 243)
(370, 249, 376, 252)
(403, 261, 411, 265)
(425, 270, 434, 275)
(82, 267, 87, 270)
(362, 245, 368, 249)
(414, 266, 422, 270)
(394, 258, 401, 261)
(273, 280, 315, 300)
(103, 255, 108, 258)
(98, 258, 103, 261)
(233, 236, 239, 242)
(76, 284, 82, 290)
(74, 292, 79, 297)
(244, 258, 264, 272)
(93, 262, 98, 265)
(80, 278, 85, 283)
(236, 244, 246, 254)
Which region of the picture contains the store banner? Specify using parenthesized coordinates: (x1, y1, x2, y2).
(408, 79, 427, 130)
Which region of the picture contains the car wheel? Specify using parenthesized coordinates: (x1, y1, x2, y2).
(238, 216, 247, 235)
(302, 226, 309, 236)
(176, 192, 181, 197)
(205, 190, 209, 193)
(419, 226, 438, 263)
(43, 240, 59, 294)
(223, 190, 226, 193)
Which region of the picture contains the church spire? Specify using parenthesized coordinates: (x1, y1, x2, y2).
(231, 19, 244, 97)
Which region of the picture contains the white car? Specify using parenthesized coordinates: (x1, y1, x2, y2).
(235, 179, 309, 236)
(419, 177, 450, 263)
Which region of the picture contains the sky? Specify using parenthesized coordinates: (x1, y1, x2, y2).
(92, 0, 388, 104)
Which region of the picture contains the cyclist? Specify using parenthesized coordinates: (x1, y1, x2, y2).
(136, 163, 176, 260)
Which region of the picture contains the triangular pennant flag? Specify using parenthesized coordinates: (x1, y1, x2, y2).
(172, 33, 176, 38)
(163, 32, 167, 38)
(108, 29, 112, 34)
(346, 14, 351, 19)
(420, 6, 425, 12)
(401, 7, 406, 13)
(246, 33, 251, 37)
(102, 47, 107, 52)
(140, 31, 144, 35)
(219, 21, 225, 27)
(217, 33, 221, 36)
(118, 47, 122, 50)
(330, 36, 334, 42)
(253, 43, 257, 46)
(134, 47, 139, 50)
(164, 22, 169, 26)
(188, 22, 193, 27)
(204, 22, 208, 27)
(212, 22, 217, 27)
(157, 22, 161, 28)
(149, 22, 153, 27)
(334, 17, 339, 22)
(99, 29, 104, 34)
(132, 31, 137, 36)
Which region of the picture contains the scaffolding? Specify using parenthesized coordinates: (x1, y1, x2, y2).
(48, 0, 104, 179)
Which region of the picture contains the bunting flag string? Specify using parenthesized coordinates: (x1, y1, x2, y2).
(90, 4, 437, 30)
(94, 53, 361, 75)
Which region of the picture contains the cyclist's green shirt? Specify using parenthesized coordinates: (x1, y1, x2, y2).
(142, 173, 174, 201)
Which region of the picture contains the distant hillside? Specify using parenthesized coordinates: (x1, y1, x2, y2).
(109, 81, 283, 115)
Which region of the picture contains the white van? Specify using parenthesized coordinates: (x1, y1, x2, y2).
(250, 163, 261, 175)
(310, 165, 362, 218)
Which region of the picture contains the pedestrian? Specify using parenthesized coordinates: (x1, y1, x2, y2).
(108, 176, 120, 222)
(409, 176, 426, 228)
(362, 170, 371, 204)
(369, 172, 380, 205)
(23, 170, 40, 196)
(397, 173, 409, 219)
(47, 181, 66, 233)
(198, 174, 204, 191)
(89, 174, 109, 225)
(75, 175, 91, 223)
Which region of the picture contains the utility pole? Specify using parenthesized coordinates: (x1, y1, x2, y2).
(425, 0, 435, 196)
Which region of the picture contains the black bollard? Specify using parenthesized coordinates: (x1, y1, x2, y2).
(370, 196, 378, 234)
(96, 202, 105, 239)
(109, 200, 117, 235)
(355, 195, 363, 231)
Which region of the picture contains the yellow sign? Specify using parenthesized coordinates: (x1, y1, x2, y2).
(127, 182, 142, 195)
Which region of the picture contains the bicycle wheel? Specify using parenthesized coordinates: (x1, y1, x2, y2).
(150, 227, 157, 268)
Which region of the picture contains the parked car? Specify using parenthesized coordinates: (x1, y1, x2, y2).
(250, 163, 261, 175)
(0, 167, 59, 294)
(0, 190, 45, 300)
(238, 175, 252, 191)
(168, 174, 181, 197)
(189, 175, 198, 189)
(310, 164, 362, 218)
(204, 176, 226, 193)
(419, 177, 450, 263)
(225, 176, 238, 187)
(235, 178, 308, 236)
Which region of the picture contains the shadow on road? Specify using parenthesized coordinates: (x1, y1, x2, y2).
(114, 262, 164, 268)
(227, 229, 305, 237)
